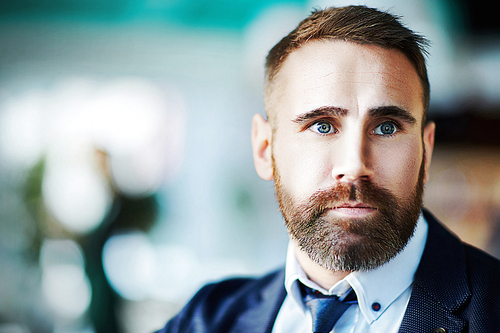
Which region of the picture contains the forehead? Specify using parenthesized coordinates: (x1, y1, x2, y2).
(271, 40, 424, 121)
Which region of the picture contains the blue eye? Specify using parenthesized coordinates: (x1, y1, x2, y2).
(312, 121, 335, 134)
(374, 122, 397, 135)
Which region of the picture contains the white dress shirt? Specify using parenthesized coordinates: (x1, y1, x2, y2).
(272, 214, 428, 333)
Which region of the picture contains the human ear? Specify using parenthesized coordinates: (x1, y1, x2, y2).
(422, 121, 436, 184)
(251, 113, 273, 181)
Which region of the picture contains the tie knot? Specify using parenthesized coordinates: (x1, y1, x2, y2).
(300, 285, 357, 333)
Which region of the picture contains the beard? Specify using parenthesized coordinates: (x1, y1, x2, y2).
(274, 158, 425, 272)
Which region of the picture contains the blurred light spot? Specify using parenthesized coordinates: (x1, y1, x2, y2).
(89, 78, 185, 196)
(103, 231, 252, 303)
(40, 238, 85, 267)
(0, 90, 44, 170)
(41, 264, 92, 320)
(42, 161, 112, 235)
(102, 231, 156, 301)
(473, 50, 500, 104)
(40, 239, 91, 320)
(90, 79, 167, 154)
(44, 78, 96, 150)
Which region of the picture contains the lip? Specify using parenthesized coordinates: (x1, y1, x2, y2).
(329, 202, 377, 217)
(335, 202, 375, 209)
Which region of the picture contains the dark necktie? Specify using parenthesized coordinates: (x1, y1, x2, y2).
(300, 284, 357, 333)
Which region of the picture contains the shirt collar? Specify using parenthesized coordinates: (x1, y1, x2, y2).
(284, 213, 428, 324)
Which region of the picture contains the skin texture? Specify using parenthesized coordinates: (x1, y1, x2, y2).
(251, 40, 435, 289)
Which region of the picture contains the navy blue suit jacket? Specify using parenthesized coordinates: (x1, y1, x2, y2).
(157, 210, 500, 332)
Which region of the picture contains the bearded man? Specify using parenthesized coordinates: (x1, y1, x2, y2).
(157, 5, 500, 333)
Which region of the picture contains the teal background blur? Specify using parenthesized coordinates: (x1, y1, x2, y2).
(1, 1, 500, 333)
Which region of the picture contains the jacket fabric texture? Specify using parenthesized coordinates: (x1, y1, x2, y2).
(157, 210, 500, 333)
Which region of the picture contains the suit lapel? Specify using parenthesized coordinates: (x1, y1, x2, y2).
(230, 269, 287, 333)
(398, 209, 470, 333)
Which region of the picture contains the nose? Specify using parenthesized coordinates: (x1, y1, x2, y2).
(332, 133, 374, 183)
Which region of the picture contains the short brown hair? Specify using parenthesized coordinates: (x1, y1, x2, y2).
(264, 5, 430, 125)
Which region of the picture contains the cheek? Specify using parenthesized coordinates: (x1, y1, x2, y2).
(272, 138, 331, 199)
(374, 141, 423, 196)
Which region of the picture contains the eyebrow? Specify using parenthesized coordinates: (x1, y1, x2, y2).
(292, 106, 348, 124)
(292, 105, 417, 125)
(369, 106, 417, 125)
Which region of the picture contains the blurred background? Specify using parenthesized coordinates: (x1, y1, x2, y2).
(0, 0, 499, 332)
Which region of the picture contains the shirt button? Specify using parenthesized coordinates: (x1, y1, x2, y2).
(371, 302, 381, 311)
(431, 328, 447, 333)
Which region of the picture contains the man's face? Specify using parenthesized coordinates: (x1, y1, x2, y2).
(252, 40, 435, 272)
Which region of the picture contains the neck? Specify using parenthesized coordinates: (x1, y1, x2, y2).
(293, 242, 350, 290)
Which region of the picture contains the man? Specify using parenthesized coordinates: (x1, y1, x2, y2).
(157, 5, 500, 333)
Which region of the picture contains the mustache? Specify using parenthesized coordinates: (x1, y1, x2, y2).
(297, 180, 397, 221)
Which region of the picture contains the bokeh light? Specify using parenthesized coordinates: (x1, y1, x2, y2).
(102, 231, 156, 301)
(40, 239, 91, 320)
(42, 161, 113, 235)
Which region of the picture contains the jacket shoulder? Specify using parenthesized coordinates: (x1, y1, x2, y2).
(462, 242, 500, 297)
(463, 243, 500, 274)
(157, 268, 285, 333)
